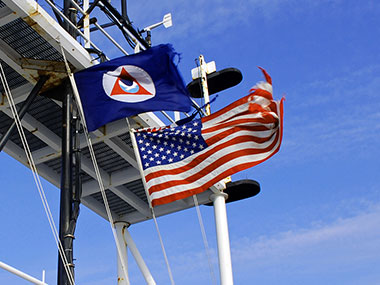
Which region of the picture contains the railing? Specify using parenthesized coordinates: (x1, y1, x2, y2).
(0, 261, 47, 285)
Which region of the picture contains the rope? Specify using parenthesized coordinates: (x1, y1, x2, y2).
(193, 195, 217, 285)
(0, 63, 75, 285)
(152, 210, 175, 285)
(58, 39, 131, 285)
(81, 124, 131, 285)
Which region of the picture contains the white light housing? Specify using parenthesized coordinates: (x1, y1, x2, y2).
(143, 13, 173, 31)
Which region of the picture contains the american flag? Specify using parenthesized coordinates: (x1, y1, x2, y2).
(132, 68, 284, 206)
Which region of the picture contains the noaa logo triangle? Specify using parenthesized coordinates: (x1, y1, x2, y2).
(110, 67, 152, 96)
(103, 65, 156, 103)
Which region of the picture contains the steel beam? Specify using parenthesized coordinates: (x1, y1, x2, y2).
(0, 75, 48, 152)
(0, 84, 33, 111)
(0, 6, 18, 26)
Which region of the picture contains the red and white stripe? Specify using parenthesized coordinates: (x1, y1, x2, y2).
(143, 68, 284, 206)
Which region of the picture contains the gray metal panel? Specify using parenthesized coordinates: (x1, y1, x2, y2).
(0, 18, 63, 61)
(91, 190, 137, 216)
(0, 60, 29, 94)
(44, 157, 61, 173)
(0, 112, 48, 152)
(43, 156, 93, 184)
(119, 133, 133, 148)
(81, 173, 93, 183)
(27, 95, 63, 138)
(81, 142, 132, 172)
(124, 179, 148, 203)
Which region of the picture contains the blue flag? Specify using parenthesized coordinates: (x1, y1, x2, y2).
(74, 44, 192, 131)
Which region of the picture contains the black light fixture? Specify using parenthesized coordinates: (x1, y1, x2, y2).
(204, 179, 260, 206)
(187, 67, 243, 98)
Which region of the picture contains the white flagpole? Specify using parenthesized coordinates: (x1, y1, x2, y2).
(127, 124, 154, 210)
(199, 55, 211, 115)
(210, 192, 233, 285)
(199, 55, 234, 285)
(128, 121, 175, 285)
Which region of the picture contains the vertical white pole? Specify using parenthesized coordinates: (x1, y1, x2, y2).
(199, 55, 211, 115)
(198, 55, 234, 284)
(174, 111, 180, 122)
(210, 192, 234, 285)
(134, 43, 141, 54)
(83, 0, 90, 49)
(123, 227, 156, 285)
(115, 222, 129, 285)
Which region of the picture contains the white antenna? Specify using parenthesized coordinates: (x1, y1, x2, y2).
(162, 13, 173, 28)
(143, 13, 173, 31)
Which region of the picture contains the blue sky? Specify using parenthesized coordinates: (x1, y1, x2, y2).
(1, 0, 380, 284)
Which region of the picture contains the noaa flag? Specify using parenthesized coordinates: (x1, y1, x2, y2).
(74, 44, 192, 131)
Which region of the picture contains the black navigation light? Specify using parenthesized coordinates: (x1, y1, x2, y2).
(187, 67, 243, 98)
(204, 179, 260, 206)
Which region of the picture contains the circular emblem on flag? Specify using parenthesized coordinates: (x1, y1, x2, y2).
(102, 65, 156, 103)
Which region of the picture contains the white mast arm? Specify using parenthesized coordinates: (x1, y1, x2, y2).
(0, 261, 48, 285)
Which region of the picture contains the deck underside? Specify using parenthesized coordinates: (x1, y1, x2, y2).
(0, 0, 215, 225)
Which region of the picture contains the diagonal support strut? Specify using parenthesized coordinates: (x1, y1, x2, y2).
(0, 75, 49, 152)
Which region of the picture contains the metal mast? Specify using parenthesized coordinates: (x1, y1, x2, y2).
(58, 1, 78, 284)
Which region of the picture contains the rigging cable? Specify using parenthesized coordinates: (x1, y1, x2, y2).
(151, 210, 175, 285)
(193, 195, 217, 285)
(0, 63, 75, 285)
(58, 40, 131, 285)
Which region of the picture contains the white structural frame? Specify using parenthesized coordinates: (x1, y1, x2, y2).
(124, 226, 156, 285)
(0, 261, 47, 285)
(115, 222, 130, 285)
(115, 222, 156, 285)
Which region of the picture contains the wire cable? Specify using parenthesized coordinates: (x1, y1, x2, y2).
(152, 210, 175, 285)
(193, 195, 217, 285)
(0, 63, 75, 285)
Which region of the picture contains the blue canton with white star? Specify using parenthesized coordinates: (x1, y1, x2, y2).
(135, 118, 208, 170)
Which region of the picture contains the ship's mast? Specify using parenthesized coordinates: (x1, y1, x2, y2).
(57, 1, 78, 284)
